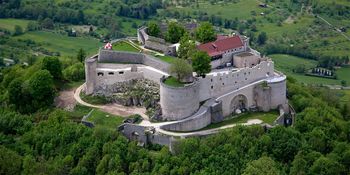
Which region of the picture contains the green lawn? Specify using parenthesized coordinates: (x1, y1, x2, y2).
(163, 76, 185, 87)
(336, 65, 350, 85)
(113, 41, 140, 52)
(155, 55, 176, 64)
(270, 54, 343, 85)
(14, 31, 102, 56)
(200, 111, 279, 131)
(0, 18, 32, 32)
(86, 109, 125, 131)
(71, 105, 124, 131)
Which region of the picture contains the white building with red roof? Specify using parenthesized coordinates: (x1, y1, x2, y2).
(197, 35, 251, 68)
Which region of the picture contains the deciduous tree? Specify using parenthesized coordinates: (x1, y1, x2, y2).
(147, 22, 161, 37)
(192, 51, 211, 77)
(195, 22, 216, 43)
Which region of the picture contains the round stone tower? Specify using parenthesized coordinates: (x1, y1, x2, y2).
(85, 57, 97, 95)
(160, 78, 200, 121)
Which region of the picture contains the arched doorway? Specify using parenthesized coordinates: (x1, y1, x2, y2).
(230, 94, 248, 114)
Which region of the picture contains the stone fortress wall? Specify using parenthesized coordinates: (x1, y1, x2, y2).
(85, 49, 288, 132)
(160, 78, 200, 121)
(137, 27, 176, 56)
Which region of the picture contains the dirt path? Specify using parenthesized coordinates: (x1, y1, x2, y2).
(54, 88, 77, 111)
(74, 84, 149, 119)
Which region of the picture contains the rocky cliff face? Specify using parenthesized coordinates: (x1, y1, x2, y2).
(94, 79, 161, 118)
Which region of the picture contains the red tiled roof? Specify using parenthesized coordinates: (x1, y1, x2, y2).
(197, 36, 244, 57)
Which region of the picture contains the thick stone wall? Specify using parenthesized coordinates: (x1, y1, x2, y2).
(160, 78, 200, 121)
(160, 99, 222, 131)
(268, 77, 287, 108)
(199, 61, 274, 102)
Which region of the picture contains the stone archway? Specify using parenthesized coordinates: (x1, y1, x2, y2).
(230, 94, 248, 114)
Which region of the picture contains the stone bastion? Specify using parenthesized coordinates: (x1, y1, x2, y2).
(160, 77, 200, 121)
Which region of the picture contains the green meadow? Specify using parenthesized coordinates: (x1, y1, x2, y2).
(14, 31, 103, 56)
(269, 54, 350, 86)
(0, 18, 32, 32)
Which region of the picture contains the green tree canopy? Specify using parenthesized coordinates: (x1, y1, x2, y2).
(63, 62, 85, 81)
(170, 59, 193, 82)
(165, 22, 186, 43)
(13, 25, 23, 36)
(243, 156, 280, 175)
(77, 48, 86, 63)
(192, 51, 211, 76)
(28, 70, 55, 110)
(147, 22, 161, 37)
(195, 22, 216, 43)
(177, 33, 196, 59)
(41, 56, 62, 79)
(257, 32, 268, 45)
(0, 145, 22, 175)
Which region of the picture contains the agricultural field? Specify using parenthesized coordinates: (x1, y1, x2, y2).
(165, 0, 266, 20)
(0, 18, 32, 32)
(14, 31, 103, 56)
(269, 54, 349, 86)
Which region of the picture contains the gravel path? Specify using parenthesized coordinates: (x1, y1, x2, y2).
(74, 84, 149, 119)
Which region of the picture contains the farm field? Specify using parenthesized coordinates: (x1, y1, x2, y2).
(14, 31, 103, 56)
(269, 54, 347, 86)
(166, 0, 266, 20)
(0, 18, 32, 32)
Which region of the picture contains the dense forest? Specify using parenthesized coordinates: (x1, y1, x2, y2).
(1, 57, 350, 174)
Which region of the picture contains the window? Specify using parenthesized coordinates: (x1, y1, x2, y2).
(119, 71, 124, 74)
(97, 72, 104, 76)
(245, 78, 248, 80)
(222, 83, 225, 86)
(211, 79, 213, 82)
(211, 86, 213, 89)
(108, 72, 114, 75)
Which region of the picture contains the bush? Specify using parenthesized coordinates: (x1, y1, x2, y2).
(63, 63, 85, 81)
